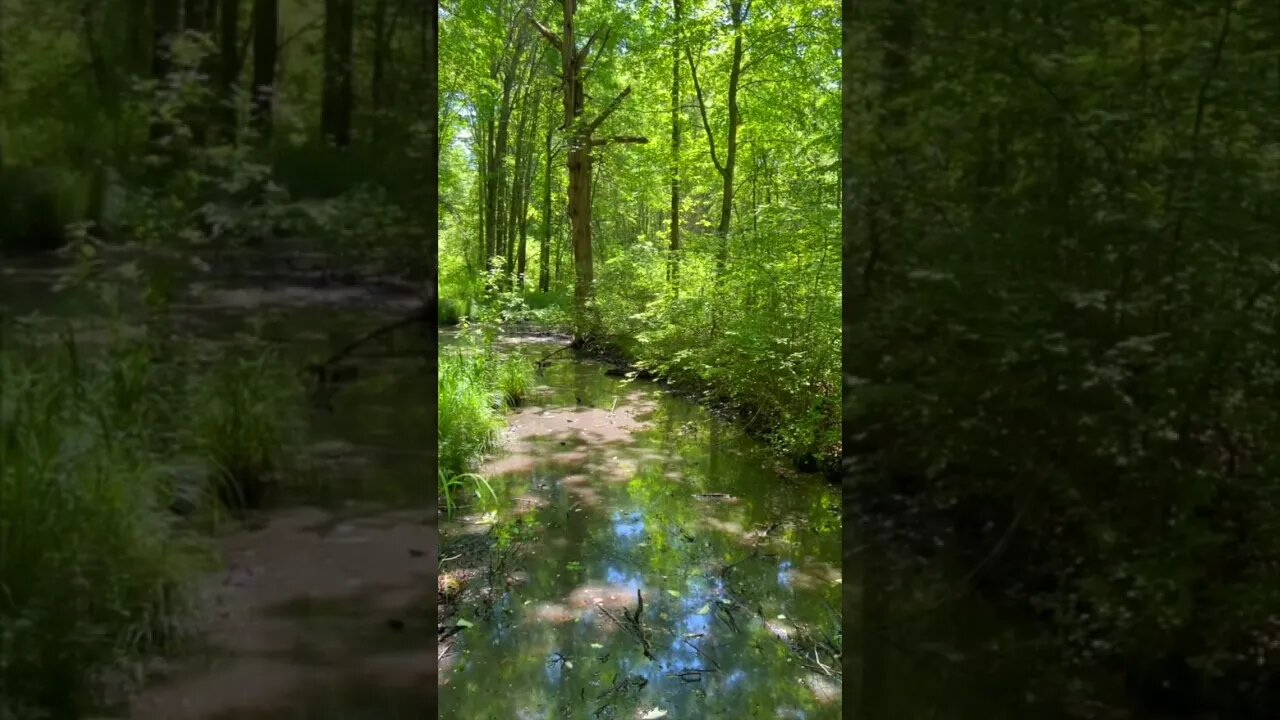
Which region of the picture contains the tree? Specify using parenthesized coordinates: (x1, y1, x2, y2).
(687, 0, 745, 277)
(528, 0, 647, 341)
(250, 0, 278, 137)
(321, 0, 354, 146)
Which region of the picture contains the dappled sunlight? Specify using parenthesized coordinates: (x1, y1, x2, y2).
(782, 562, 842, 593)
(524, 601, 578, 625)
(567, 583, 645, 611)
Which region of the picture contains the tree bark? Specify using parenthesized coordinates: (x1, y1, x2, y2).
(322, 0, 355, 146)
(0, 0, 6, 170)
(182, 0, 215, 145)
(540, 121, 554, 293)
(250, 0, 278, 138)
(124, 0, 149, 78)
(517, 84, 542, 289)
(862, 0, 913, 295)
(490, 37, 525, 266)
(484, 106, 496, 259)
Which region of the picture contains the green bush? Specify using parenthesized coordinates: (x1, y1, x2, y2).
(592, 235, 841, 474)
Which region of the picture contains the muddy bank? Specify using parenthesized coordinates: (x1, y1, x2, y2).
(129, 507, 432, 720)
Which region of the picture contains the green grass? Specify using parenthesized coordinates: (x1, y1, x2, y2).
(437, 352, 502, 480)
(438, 297, 466, 326)
(0, 325, 306, 717)
(0, 339, 202, 718)
(186, 350, 302, 513)
(437, 345, 536, 515)
(496, 355, 535, 407)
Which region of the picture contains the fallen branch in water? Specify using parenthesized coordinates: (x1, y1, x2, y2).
(304, 307, 429, 380)
(534, 345, 572, 369)
(595, 589, 655, 660)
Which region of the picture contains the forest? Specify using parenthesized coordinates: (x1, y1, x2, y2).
(846, 1, 1280, 718)
(435, 0, 841, 717)
(1, 0, 435, 717)
(437, 0, 841, 476)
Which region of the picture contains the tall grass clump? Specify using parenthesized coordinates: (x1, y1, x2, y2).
(496, 355, 535, 407)
(438, 298, 466, 326)
(0, 340, 200, 718)
(437, 353, 501, 479)
(186, 350, 302, 511)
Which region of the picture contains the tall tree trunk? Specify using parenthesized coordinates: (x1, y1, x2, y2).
(561, 1, 592, 334)
(517, 86, 542, 289)
(488, 39, 523, 268)
(124, 0, 148, 78)
(668, 0, 682, 289)
(717, 0, 744, 275)
(250, 0, 278, 138)
(322, 0, 355, 146)
(686, 0, 744, 278)
(484, 107, 497, 260)
(423, 0, 438, 638)
(540, 121, 553, 293)
(530, 0, 643, 341)
(151, 0, 181, 142)
(216, 0, 240, 141)
(506, 57, 537, 284)
(372, 0, 389, 117)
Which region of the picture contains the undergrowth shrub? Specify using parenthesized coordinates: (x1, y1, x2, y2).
(592, 231, 841, 474)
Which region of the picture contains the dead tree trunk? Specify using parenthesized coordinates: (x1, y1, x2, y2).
(529, 1, 647, 342)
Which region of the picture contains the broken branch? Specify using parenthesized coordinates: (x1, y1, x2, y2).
(592, 135, 649, 147)
(585, 86, 633, 135)
(526, 10, 562, 51)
